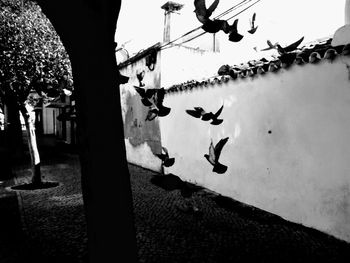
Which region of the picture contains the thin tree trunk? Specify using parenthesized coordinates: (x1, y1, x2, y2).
(19, 103, 41, 185)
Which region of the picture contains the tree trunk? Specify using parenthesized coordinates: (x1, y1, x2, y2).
(19, 103, 41, 185)
(37, 1, 138, 262)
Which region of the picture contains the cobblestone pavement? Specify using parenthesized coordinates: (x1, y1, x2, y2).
(1, 136, 350, 262)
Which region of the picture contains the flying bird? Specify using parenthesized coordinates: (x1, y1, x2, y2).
(152, 88, 171, 117)
(136, 70, 145, 87)
(261, 40, 279, 51)
(194, 0, 228, 34)
(247, 13, 258, 34)
(275, 36, 304, 54)
(226, 19, 244, 42)
(134, 86, 157, 107)
(209, 104, 224, 125)
(204, 137, 229, 174)
(156, 147, 175, 167)
(186, 105, 224, 125)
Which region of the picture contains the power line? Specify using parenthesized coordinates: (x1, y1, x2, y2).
(159, 0, 256, 50)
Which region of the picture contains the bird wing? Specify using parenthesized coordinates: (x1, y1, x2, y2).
(206, 0, 220, 17)
(155, 88, 165, 107)
(230, 19, 239, 33)
(134, 86, 145, 97)
(194, 0, 210, 24)
(267, 40, 275, 48)
(283, 36, 304, 52)
(186, 109, 202, 118)
(156, 153, 166, 161)
(145, 88, 157, 99)
(213, 104, 224, 118)
(208, 140, 216, 164)
(214, 137, 229, 162)
(162, 146, 169, 158)
(194, 107, 205, 115)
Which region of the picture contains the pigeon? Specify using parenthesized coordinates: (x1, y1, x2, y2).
(151, 173, 204, 198)
(194, 0, 228, 34)
(156, 147, 175, 167)
(275, 36, 304, 54)
(209, 104, 224, 125)
(152, 88, 171, 117)
(186, 105, 224, 125)
(136, 70, 145, 87)
(247, 13, 258, 34)
(226, 19, 244, 42)
(204, 137, 229, 174)
(261, 40, 279, 51)
(134, 86, 157, 107)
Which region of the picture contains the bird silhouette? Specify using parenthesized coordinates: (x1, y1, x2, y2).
(194, 0, 228, 34)
(156, 147, 175, 167)
(204, 137, 229, 174)
(152, 88, 171, 117)
(226, 19, 244, 42)
(261, 40, 279, 51)
(210, 104, 224, 125)
(247, 13, 258, 34)
(136, 70, 145, 87)
(186, 105, 224, 125)
(275, 36, 304, 54)
(134, 86, 156, 107)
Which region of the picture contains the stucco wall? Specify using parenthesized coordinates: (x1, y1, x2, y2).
(159, 56, 350, 242)
(119, 51, 162, 172)
(161, 45, 227, 88)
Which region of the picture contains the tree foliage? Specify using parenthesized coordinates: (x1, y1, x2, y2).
(0, 0, 73, 105)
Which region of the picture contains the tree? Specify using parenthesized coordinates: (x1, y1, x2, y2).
(35, 0, 138, 262)
(0, 0, 73, 185)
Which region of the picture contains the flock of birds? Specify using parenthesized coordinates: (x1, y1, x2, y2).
(133, 70, 229, 175)
(126, 0, 308, 213)
(132, 67, 230, 213)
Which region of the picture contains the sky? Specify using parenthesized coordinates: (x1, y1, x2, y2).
(115, 0, 346, 64)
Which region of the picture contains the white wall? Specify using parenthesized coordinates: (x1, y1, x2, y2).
(161, 45, 227, 88)
(160, 56, 350, 242)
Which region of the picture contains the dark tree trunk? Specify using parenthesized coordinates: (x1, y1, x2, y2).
(36, 1, 138, 262)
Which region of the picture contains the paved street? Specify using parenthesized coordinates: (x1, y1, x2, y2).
(0, 136, 350, 262)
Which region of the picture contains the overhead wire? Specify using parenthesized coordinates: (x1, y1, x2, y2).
(159, 0, 254, 50)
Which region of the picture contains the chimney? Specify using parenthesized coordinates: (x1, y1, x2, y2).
(332, 0, 350, 46)
(161, 1, 184, 43)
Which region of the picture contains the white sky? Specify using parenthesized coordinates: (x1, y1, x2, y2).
(115, 0, 345, 64)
